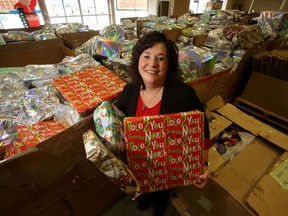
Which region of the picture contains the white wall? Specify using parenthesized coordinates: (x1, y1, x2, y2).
(147, 0, 159, 15)
(225, 0, 288, 12)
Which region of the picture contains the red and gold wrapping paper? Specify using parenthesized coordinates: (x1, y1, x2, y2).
(53, 65, 126, 116)
(5, 120, 65, 159)
(124, 111, 205, 193)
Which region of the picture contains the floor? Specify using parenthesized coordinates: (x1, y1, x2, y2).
(100, 195, 181, 216)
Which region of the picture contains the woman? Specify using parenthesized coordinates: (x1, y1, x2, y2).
(116, 31, 211, 216)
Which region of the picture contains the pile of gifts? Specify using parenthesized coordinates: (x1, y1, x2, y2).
(84, 101, 207, 199)
(0, 26, 57, 45)
(84, 11, 287, 82)
(0, 54, 126, 161)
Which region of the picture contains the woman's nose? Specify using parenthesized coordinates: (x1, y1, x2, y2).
(149, 57, 158, 67)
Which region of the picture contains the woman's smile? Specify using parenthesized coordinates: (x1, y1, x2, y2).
(138, 42, 168, 87)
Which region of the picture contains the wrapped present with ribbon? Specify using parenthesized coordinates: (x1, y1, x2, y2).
(53, 65, 126, 117)
(83, 130, 141, 199)
(124, 111, 205, 193)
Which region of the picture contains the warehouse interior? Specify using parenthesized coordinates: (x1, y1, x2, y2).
(0, 0, 288, 216)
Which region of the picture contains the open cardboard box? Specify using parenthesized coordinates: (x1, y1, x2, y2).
(162, 29, 182, 43)
(171, 95, 288, 216)
(0, 115, 123, 215)
(0, 38, 64, 54)
(240, 70, 288, 121)
(0, 44, 75, 67)
(59, 31, 99, 50)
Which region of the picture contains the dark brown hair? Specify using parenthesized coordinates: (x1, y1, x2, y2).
(129, 31, 182, 88)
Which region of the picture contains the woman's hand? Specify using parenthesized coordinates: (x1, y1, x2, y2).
(193, 166, 209, 188)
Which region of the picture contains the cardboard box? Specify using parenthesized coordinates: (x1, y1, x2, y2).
(246, 152, 288, 216)
(59, 31, 99, 50)
(136, 19, 149, 38)
(0, 44, 75, 67)
(0, 115, 123, 215)
(171, 179, 251, 216)
(218, 37, 288, 102)
(171, 96, 288, 216)
(188, 68, 231, 103)
(0, 38, 64, 54)
(193, 34, 207, 48)
(240, 70, 288, 120)
(163, 29, 182, 43)
(0, 26, 43, 33)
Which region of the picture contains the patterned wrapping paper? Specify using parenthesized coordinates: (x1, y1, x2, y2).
(179, 45, 217, 80)
(258, 12, 288, 38)
(57, 53, 100, 75)
(93, 101, 125, 155)
(34, 33, 57, 41)
(237, 25, 264, 49)
(0, 69, 27, 108)
(0, 36, 6, 45)
(83, 130, 141, 200)
(76, 35, 120, 58)
(23, 64, 60, 82)
(3, 31, 34, 41)
(100, 24, 126, 41)
(53, 65, 126, 117)
(124, 111, 205, 193)
(55, 23, 89, 34)
(21, 85, 60, 124)
(5, 120, 65, 159)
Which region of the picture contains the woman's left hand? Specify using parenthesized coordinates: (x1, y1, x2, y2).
(193, 166, 209, 188)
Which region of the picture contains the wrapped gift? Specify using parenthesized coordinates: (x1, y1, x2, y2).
(93, 101, 125, 154)
(5, 120, 65, 158)
(83, 130, 141, 199)
(124, 111, 205, 193)
(76, 36, 120, 58)
(53, 65, 126, 116)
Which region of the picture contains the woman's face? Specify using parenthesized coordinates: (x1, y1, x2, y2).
(138, 42, 168, 87)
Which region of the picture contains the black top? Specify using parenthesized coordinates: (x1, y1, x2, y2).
(115, 82, 210, 138)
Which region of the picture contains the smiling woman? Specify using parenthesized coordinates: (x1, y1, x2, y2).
(115, 31, 211, 216)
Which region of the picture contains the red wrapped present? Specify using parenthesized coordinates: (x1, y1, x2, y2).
(5, 120, 65, 159)
(124, 111, 205, 193)
(53, 65, 126, 116)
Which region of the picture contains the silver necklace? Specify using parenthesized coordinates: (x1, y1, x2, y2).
(141, 87, 163, 111)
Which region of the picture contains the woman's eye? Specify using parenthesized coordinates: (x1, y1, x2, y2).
(157, 57, 165, 61)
